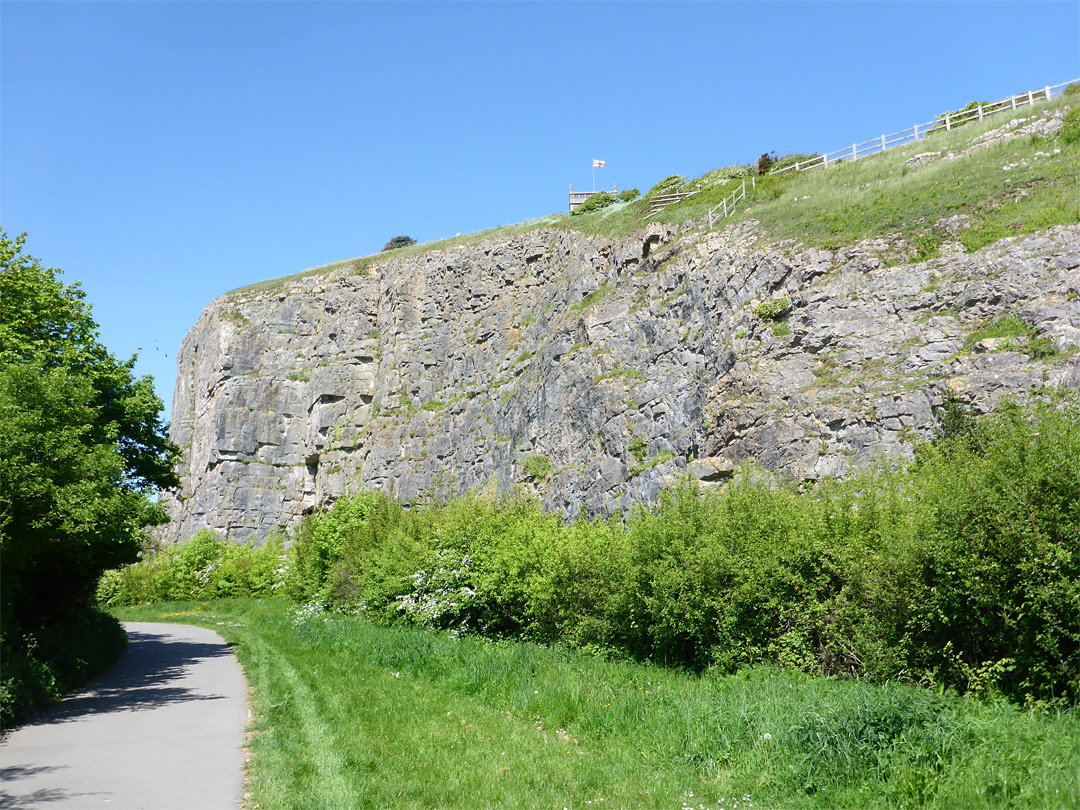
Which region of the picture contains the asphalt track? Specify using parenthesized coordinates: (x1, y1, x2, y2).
(0, 623, 247, 810)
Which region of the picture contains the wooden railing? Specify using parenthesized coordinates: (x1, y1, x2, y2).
(706, 178, 755, 227)
(644, 191, 698, 220)
(770, 80, 1077, 176)
(703, 79, 1077, 227)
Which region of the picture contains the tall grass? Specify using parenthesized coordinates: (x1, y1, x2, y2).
(115, 598, 1080, 809)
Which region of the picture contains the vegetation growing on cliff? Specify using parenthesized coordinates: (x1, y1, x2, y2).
(0, 231, 179, 729)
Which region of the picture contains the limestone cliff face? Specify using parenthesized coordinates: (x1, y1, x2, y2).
(159, 221, 1080, 544)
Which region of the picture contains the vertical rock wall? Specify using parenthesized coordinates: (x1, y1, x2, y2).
(159, 222, 1080, 544)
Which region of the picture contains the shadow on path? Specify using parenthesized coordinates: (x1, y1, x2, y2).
(0, 624, 246, 809)
(29, 629, 232, 724)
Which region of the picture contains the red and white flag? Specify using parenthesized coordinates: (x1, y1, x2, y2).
(593, 159, 606, 168)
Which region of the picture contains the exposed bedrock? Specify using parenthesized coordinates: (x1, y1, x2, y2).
(159, 221, 1080, 543)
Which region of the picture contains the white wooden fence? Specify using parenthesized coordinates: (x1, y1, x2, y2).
(705, 79, 1078, 226)
(770, 80, 1077, 176)
(707, 178, 755, 227)
(644, 191, 700, 220)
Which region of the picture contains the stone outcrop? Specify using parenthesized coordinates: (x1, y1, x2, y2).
(158, 221, 1080, 544)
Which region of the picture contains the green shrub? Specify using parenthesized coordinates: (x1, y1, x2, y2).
(617, 188, 640, 203)
(755, 297, 792, 320)
(381, 235, 416, 252)
(645, 175, 684, 197)
(774, 153, 819, 171)
(757, 152, 775, 175)
(98, 530, 292, 606)
(1062, 82, 1080, 97)
(277, 393, 1079, 703)
(1061, 104, 1080, 146)
(570, 191, 616, 216)
(104, 395, 1080, 705)
(522, 454, 552, 482)
(928, 100, 993, 134)
(1, 608, 128, 729)
(904, 391, 1080, 703)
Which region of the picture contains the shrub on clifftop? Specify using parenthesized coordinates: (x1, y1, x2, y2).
(381, 235, 417, 252)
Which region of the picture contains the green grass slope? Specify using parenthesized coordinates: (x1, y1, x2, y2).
(115, 599, 1080, 810)
(230, 91, 1078, 297)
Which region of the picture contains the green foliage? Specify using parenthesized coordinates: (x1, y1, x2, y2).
(569, 280, 612, 311)
(105, 394, 1080, 706)
(593, 364, 645, 385)
(1064, 83, 1080, 97)
(755, 297, 791, 320)
(570, 191, 616, 216)
(645, 175, 683, 197)
(773, 152, 819, 171)
(628, 450, 674, 477)
(757, 152, 775, 175)
(522, 454, 552, 482)
(381, 235, 417, 252)
(616, 188, 640, 202)
(0, 608, 126, 730)
(0, 231, 178, 727)
(769, 320, 791, 337)
(930, 100, 994, 133)
(1061, 104, 1080, 146)
(964, 315, 1036, 348)
(905, 392, 1080, 703)
(97, 530, 291, 606)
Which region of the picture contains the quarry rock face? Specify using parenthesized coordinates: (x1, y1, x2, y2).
(158, 222, 1080, 544)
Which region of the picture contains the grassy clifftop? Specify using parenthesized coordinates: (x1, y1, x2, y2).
(232, 91, 1078, 297)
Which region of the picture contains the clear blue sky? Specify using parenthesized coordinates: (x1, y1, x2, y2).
(3, 1, 1078, 420)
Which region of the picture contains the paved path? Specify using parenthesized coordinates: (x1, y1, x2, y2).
(1, 623, 247, 810)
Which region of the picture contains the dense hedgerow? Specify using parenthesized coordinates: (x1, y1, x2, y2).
(103, 392, 1080, 705)
(97, 530, 291, 605)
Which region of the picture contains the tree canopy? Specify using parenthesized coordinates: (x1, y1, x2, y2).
(0, 231, 179, 631)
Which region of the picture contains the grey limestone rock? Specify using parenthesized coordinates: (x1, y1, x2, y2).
(157, 223, 1080, 544)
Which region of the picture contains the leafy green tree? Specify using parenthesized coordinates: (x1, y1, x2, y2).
(0, 231, 179, 720)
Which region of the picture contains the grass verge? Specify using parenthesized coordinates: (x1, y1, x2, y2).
(114, 599, 1080, 810)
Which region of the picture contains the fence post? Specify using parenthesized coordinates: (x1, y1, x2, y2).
(1045, 86, 1052, 101)
(1027, 90, 1034, 105)
(913, 123, 919, 140)
(794, 161, 800, 172)
(752, 176, 756, 189)
(852, 143, 857, 160)
(1011, 94, 1017, 110)
(945, 113, 951, 131)
(722, 198, 728, 218)
(823, 153, 828, 168)
(978, 104, 983, 121)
